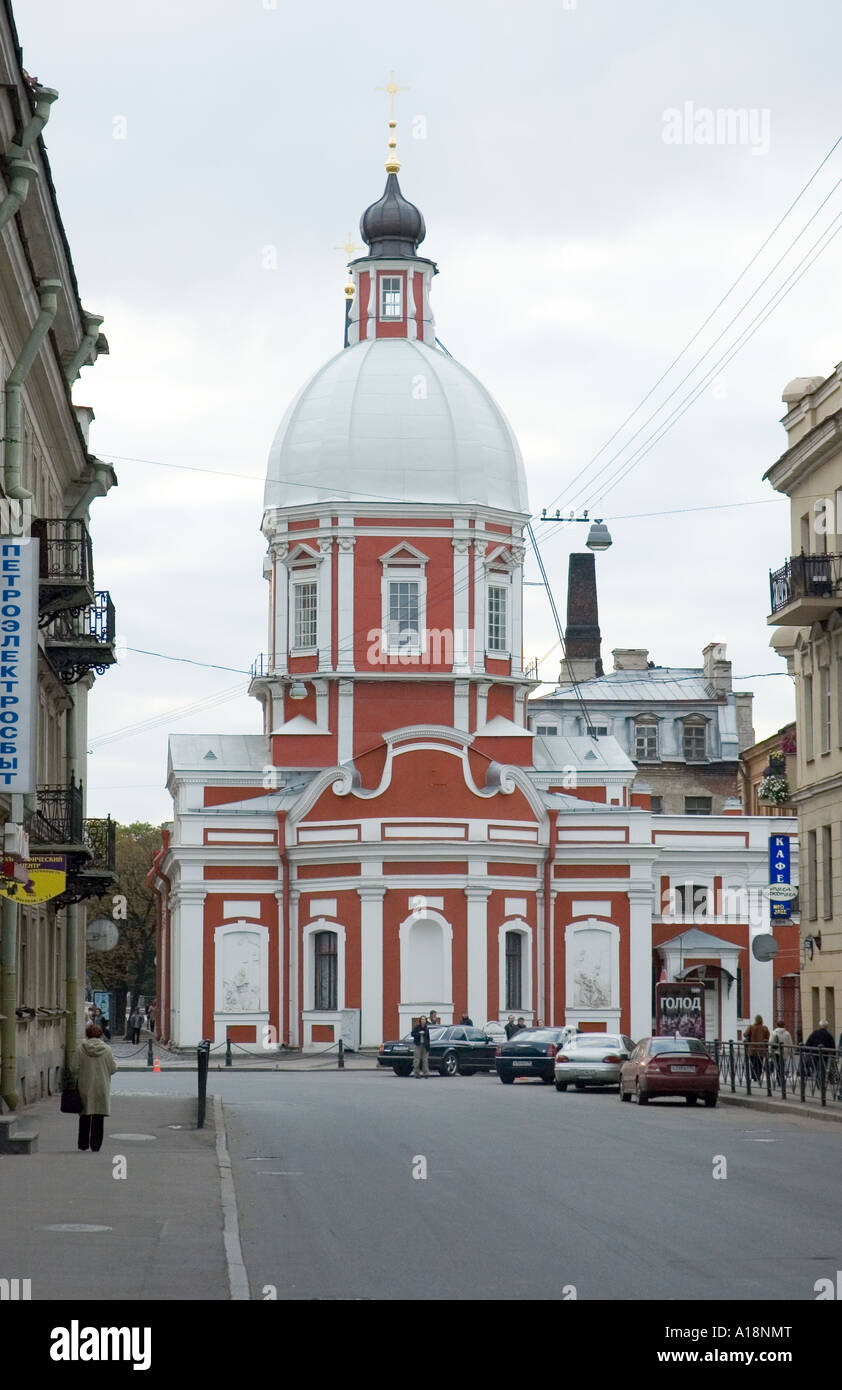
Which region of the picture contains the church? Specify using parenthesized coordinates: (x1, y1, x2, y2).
(149, 135, 798, 1052)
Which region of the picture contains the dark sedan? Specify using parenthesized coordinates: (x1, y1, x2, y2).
(495, 1027, 570, 1084)
(619, 1036, 719, 1106)
(378, 1025, 498, 1077)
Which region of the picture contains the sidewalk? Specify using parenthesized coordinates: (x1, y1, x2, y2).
(718, 1088, 842, 1123)
(110, 1034, 381, 1072)
(0, 1090, 231, 1300)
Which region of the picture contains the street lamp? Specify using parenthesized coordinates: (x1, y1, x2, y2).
(540, 508, 613, 552)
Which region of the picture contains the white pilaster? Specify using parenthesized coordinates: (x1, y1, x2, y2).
(336, 531, 356, 672)
(453, 680, 469, 734)
(473, 540, 487, 671)
(273, 545, 289, 674)
(318, 534, 333, 671)
(511, 542, 525, 677)
(628, 888, 654, 1039)
(476, 681, 490, 731)
(173, 888, 206, 1046)
(275, 886, 285, 1045)
(452, 536, 471, 673)
(358, 886, 386, 1047)
(289, 888, 300, 1048)
(465, 884, 491, 1029)
(338, 679, 354, 764)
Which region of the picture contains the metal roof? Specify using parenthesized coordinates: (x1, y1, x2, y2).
(540, 668, 720, 704)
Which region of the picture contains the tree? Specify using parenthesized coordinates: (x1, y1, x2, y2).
(86, 822, 163, 1002)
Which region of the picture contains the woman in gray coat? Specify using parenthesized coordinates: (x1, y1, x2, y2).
(73, 1024, 117, 1152)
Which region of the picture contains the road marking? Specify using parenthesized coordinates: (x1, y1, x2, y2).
(110, 1133, 156, 1141)
(214, 1093, 250, 1301)
(41, 1224, 112, 1232)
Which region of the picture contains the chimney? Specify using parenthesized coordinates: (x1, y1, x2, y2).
(559, 553, 603, 685)
(703, 641, 732, 695)
(612, 649, 649, 671)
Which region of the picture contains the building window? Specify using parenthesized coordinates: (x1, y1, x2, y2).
(505, 931, 523, 1010)
(380, 275, 402, 319)
(675, 884, 708, 919)
(635, 720, 659, 760)
(536, 725, 557, 736)
(314, 931, 337, 1011)
(821, 666, 831, 754)
(650, 795, 663, 814)
(807, 829, 817, 921)
(804, 675, 814, 760)
(823, 825, 833, 920)
(487, 584, 508, 652)
(387, 579, 420, 650)
(292, 578, 318, 650)
(683, 721, 707, 761)
(685, 796, 712, 815)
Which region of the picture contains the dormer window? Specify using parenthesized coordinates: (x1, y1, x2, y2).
(635, 717, 659, 761)
(683, 717, 707, 762)
(380, 275, 403, 320)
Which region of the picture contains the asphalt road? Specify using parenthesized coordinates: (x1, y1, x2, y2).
(115, 1070, 842, 1301)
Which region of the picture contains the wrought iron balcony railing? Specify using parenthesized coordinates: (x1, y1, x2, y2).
(45, 591, 116, 683)
(769, 552, 842, 615)
(83, 816, 116, 874)
(251, 653, 272, 679)
(29, 779, 84, 848)
(31, 518, 95, 624)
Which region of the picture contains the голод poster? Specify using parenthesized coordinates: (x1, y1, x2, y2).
(655, 981, 705, 1038)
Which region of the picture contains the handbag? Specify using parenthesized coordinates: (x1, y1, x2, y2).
(60, 1077, 82, 1115)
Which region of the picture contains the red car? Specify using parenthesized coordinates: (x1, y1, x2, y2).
(619, 1037, 719, 1107)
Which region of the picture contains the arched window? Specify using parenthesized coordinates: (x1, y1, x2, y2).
(505, 930, 523, 1009)
(314, 931, 338, 1011)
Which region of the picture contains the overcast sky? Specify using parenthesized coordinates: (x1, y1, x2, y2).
(13, 0, 842, 824)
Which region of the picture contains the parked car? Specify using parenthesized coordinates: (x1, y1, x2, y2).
(378, 1025, 498, 1077)
(495, 1027, 571, 1084)
(619, 1037, 719, 1106)
(554, 1033, 635, 1091)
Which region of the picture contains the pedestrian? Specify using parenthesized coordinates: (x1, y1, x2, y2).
(515, 1016, 527, 1035)
(72, 1024, 117, 1152)
(100, 1016, 111, 1041)
(535, 1019, 545, 1028)
(411, 1015, 431, 1078)
(768, 1018, 793, 1088)
(504, 1015, 517, 1039)
(805, 1019, 836, 1084)
(744, 1014, 769, 1083)
(428, 1009, 441, 1027)
(460, 1013, 473, 1027)
(129, 1008, 142, 1045)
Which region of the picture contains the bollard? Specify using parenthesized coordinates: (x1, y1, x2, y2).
(225, 1034, 232, 1068)
(197, 1040, 210, 1129)
(147, 1038, 153, 1068)
(728, 1040, 735, 1093)
(338, 1038, 344, 1070)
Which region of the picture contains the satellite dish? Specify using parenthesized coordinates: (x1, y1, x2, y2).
(752, 934, 779, 962)
(86, 918, 119, 952)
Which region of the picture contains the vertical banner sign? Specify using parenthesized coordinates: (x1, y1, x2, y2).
(769, 833, 792, 920)
(655, 981, 705, 1038)
(0, 539, 37, 792)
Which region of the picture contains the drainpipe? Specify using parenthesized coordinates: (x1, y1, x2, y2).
(64, 686, 83, 1065)
(0, 85, 58, 231)
(3, 279, 61, 501)
(64, 313, 104, 388)
(0, 897, 19, 1108)
(68, 459, 113, 520)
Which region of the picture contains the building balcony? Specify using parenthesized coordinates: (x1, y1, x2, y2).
(768, 553, 842, 625)
(28, 785, 117, 905)
(31, 518, 95, 625)
(44, 591, 116, 684)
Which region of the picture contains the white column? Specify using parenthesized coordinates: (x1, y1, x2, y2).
(358, 886, 385, 1047)
(318, 535, 333, 671)
(173, 888, 206, 1046)
(465, 884, 491, 1029)
(452, 536, 471, 672)
(749, 950, 774, 1032)
(511, 543, 525, 677)
(273, 544, 289, 674)
(472, 540, 487, 672)
(628, 888, 654, 1039)
(338, 679, 354, 764)
(453, 679, 469, 733)
(289, 888, 300, 1048)
(274, 887, 285, 1045)
(336, 531, 355, 672)
(476, 681, 490, 730)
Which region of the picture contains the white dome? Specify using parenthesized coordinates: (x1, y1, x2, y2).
(264, 338, 529, 513)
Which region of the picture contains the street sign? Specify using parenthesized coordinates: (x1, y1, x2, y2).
(0, 854, 66, 903)
(769, 833, 793, 919)
(0, 539, 38, 792)
(752, 934, 779, 961)
(764, 883, 798, 900)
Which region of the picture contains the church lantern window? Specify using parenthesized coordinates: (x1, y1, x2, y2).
(379, 274, 403, 320)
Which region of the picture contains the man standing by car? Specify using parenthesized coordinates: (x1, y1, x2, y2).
(504, 1015, 517, 1039)
(411, 1015, 431, 1078)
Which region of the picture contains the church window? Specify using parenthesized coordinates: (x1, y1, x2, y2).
(536, 725, 557, 736)
(387, 579, 420, 650)
(380, 276, 403, 319)
(314, 931, 338, 1010)
(487, 584, 508, 652)
(505, 931, 523, 1009)
(292, 578, 318, 651)
(675, 884, 709, 919)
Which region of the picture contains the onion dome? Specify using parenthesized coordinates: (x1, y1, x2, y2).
(360, 173, 426, 258)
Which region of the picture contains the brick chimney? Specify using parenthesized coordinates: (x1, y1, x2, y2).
(703, 641, 732, 695)
(559, 553, 603, 685)
(612, 649, 649, 671)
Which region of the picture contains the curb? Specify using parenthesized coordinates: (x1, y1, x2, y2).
(718, 1092, 842, 1123)
(213, 1094, 251, 1300)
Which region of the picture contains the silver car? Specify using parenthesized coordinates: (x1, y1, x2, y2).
(554, 1033, 635, 1091)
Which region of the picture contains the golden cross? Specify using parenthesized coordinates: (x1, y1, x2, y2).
(375, 69, 409, 173)
(334, 233, 361, 258)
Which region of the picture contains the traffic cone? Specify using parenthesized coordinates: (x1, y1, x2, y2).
(153, 1055, 161, 1073)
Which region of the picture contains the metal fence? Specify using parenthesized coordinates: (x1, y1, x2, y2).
(713, 1041, 842, 1107)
